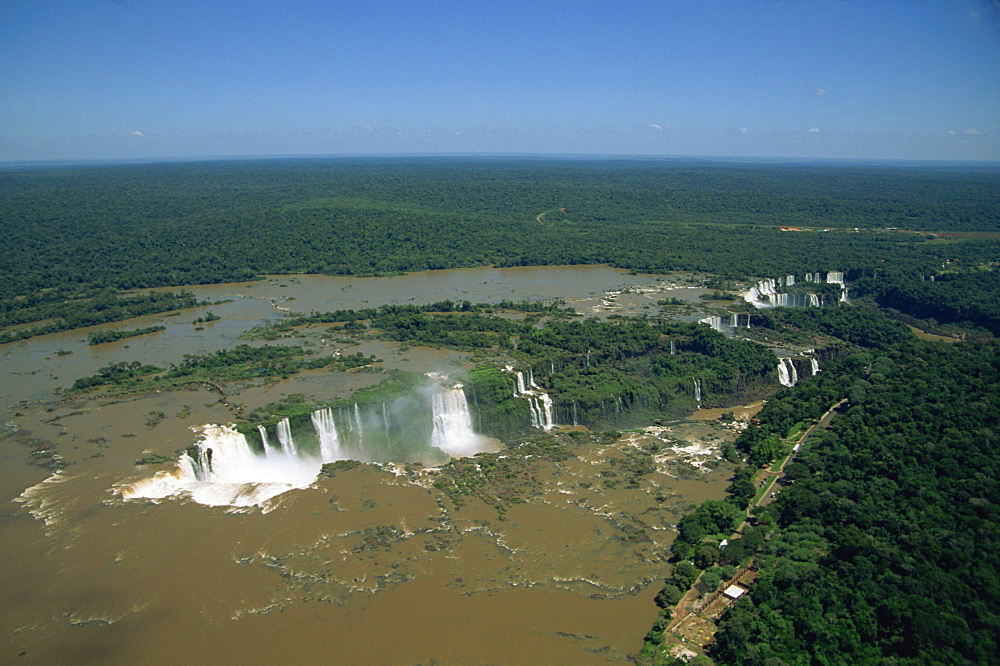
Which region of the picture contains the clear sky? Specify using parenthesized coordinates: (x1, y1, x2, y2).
(2, 0, 998, 162)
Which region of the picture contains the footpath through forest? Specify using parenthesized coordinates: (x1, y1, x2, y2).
(658, 398, 847, 658)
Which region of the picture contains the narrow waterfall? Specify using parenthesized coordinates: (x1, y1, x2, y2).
(810, 357, 821, 375)
(353, 403, 363, 438)
(276, 418, 297, 457)
(693, 377, 702, 403)
(786, 274, 795, 286)
(510, 367, 557, 430)
(310, 407, 341, 463)
(430, 383, 486, 458)
(257, 425, 271, 456)
(670, 339, 676, 355)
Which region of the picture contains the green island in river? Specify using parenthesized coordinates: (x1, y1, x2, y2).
(0, 158, 997, 664)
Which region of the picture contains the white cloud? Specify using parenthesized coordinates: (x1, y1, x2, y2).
(964, 127, 983, 135)
(808, 127, 820, 133)
(812, 87, 829, 97)
(738, 127, 750, 134)
(945, 130, 957, 136)
(129, 130, 144, 137)
(648, 123, 663, 131)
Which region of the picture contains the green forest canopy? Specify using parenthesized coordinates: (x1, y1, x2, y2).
(1, 158, 997, 326)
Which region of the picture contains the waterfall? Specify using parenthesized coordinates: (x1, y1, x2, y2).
(382, 403, 392, 446)
(430, 383, 486, 458)
(572, 401, 579, 426)
(786, 274, 795, 286)
(276, 418, 297, 457)
(509, 367, 558, 430)
(693, 377, 702, 403)
(809, 293, 820, 308)
(810, 357, 821, 375)
(670, 339, 676, 355)
(777, 358, 798, 387)
(526, 396, 554, 430)
(257, 425, 271, 456)
(826, 271, 844, 285)
(310, 408, 341, 463)
(353, 403, 363, 438)
(700, 315, 722, 332)
(121, 423, 323, 507)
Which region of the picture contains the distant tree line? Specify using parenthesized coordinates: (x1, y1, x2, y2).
(2, 158, 996, 339)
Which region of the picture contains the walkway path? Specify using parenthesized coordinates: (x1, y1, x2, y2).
(660, 397, 847, 653)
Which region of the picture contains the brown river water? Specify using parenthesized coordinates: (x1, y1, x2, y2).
(0, 266, 757, 664)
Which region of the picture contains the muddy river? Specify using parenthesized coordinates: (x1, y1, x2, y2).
(0, 265, 757, 664)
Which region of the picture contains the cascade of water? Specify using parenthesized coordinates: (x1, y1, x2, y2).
(809, 293, 820, 307)
(693, 377, 702, 402)
(257, 425, 272, 457)
(670, 339, 676, 355)
(515, 371, 527, 395)
(777, 359, 793, 387)
(786, 274, 795, 286)
(529, 368, 540, 389)
(310, 408, 341, 463)
(526, 397, 540, 428)
(826, 271, 845, 285)
(382, 403, 392, 446)
(700, 315, 721, 331)
(810, 357, 821, 375)
(430, 383, 488, 459)
(276, 418, 297, 457)
(539, 395, 553, 429)
(353, 404, 363, 438)
(572, 401, 579, 427)
(123, 424, 323, 507)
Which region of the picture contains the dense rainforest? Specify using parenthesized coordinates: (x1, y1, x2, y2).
(1, 157, 998, 339)
(713, 337, 999, 664)
(638, 304, 998, 665)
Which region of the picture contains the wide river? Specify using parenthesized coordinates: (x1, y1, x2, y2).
(1, 265, 749, 664)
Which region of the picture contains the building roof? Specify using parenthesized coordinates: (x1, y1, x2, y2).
(723, 585, 747, 599)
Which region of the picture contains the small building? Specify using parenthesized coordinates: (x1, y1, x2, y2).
(723, 585, 747, 600)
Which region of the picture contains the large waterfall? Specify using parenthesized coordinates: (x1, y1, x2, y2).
(122, 377, 494, 507)
(430, 381, 489, 458)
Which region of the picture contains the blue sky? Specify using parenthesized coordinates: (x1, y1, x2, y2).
(2, 0, 998, 162)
